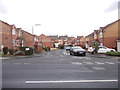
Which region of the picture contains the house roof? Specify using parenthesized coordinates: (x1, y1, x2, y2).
(39, 34, 51, 40)
(77, 36, 83, 39)
(93, 30, 99, 34)
(100, 19, 120, 30)
(48, 35, 59, 40)
(22, 30, 34, 36)
(86, 32, 94, 37)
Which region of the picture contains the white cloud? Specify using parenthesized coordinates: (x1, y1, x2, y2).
(0, 0, 118, 36)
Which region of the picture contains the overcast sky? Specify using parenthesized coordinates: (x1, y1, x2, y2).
(0, 0, 119, 36)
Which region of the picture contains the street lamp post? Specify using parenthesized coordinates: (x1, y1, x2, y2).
(32, 24, 41, 54)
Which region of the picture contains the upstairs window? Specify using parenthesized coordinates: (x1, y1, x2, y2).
(100, 32, 103, 38)
(12, 29, 16, 35)
(86, 37, 89, 41)
(94, 34, 97, 39)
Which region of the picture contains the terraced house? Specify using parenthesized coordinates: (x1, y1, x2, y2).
(38, 34, 53, 48)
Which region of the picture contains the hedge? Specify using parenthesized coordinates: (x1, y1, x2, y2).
(58, 44, 64, 49)
(19, 47, 33, 55)
(45, 47, 50, 51)
(106, 51, 120, 56)
(9, 49, 18, 55)
(3, 47, 9, 55)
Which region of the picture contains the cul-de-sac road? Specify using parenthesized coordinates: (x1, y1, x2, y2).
(2, 49, 119, 88)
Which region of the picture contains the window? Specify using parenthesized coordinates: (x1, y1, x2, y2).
(4, 37, 8, 40)
(22, 40, 24, 46)
(100, 43, 103, 46)
(19, 31, 21, 36)
(12, 29, 16, 35)
(86, 37, 89, 41)
(94, 34, 97, 39)
(100, 32, 103, 38)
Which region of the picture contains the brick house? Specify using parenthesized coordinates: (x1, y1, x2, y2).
(38, 34, 53, 48)
(97, 19, 120, 50)
(48, 35, 59, 42)
(75, 36, 83, 46)
(67, 37, 76, 45)
(0, 20, 26, 50)
(79, 36, 86, 49)
(12, 27, 24, 49)
(0, 20, 42, 53)
(0, 20, 13, 50)
(22, 30, 34, 47)
(85, 32, 94, 48)
(59, 35, 68, 43)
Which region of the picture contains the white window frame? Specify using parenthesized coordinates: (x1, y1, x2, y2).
(12, 29, 16, 35)
(100, 32, 103, 38)
(94, 34, 97, 39)
(86, 37, 89, 41)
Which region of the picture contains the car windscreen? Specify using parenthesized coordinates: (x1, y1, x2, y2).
(72, 47, 82, 50)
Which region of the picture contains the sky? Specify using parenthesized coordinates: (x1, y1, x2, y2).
(0, 0, 119, 37)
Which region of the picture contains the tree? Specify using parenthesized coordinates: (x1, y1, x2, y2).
(92, 40, 100, 54)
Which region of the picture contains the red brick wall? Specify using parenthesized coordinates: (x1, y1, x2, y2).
(23, 31, 34, 47)
(1, 21, 13, 49)
(42, 42, 53, 48)
(38, 34, 53, 48)
(104, 37, 117, 49)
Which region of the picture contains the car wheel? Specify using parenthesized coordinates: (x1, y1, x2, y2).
(71, 52, 75, 56)
(110, 50, 114, 52)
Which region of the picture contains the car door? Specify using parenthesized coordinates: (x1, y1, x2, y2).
(98, 47, 107, 53)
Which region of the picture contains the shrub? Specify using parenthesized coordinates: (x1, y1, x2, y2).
(3, 47, 9, 55)
(58, 44, 64, 49)
(9, 49, 14, 55)
(8, 49, 18, 55)
(45, 47, 50, 51)
(13, 51, 25, 56)
(19, 47, 33, 55)
(106, 51, 120, 56)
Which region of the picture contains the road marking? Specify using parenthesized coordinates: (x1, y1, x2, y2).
(92, 67, 106, 70)
(25, 80, 118, 84)
(24, 63, 30, 64)
(63, 51, 70, 55)
(105, 62, 115, 64)
(72, 57, 91, 60)
(83, 62, 94, 64)
(94, 62, 104, 64)
(13, 63, 21, 64)
(72, 62, 82, 65)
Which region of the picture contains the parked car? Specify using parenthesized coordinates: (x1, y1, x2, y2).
(64, 44, 73, 51)
(87, 46, 116, 53)
(98, 46, 116, 53)
(70, 46, 86, 56)
(87, 47, 94, 53)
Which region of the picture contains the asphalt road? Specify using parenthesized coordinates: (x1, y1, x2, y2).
(2, 49, 119, 88)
